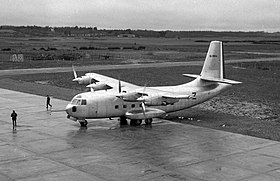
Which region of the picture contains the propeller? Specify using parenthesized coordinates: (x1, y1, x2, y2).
(141, 102, 146, 116)
(139, 82, 148, 117)
(118, 79, 121, 93)
(72, 65, 78, 79)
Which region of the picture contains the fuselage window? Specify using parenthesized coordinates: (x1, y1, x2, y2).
(131, 104, 135, 108)
(123, 105, 127, 109)
(115, 105, 119, 109)
(81, 99, 87, 105)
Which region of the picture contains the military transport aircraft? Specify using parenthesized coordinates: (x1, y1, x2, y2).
(66, 41, 241, 127)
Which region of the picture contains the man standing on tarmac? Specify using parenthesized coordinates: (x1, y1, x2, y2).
(46, 95, 52, 111)
(11, 110, 17, 129)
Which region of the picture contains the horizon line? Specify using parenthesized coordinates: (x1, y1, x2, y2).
(0, 25, 279, 33)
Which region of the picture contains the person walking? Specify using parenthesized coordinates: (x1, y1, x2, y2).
(46, 95, 52, 111)
(11, 110, 17, 129)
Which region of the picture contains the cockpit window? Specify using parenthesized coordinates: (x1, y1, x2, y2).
(71, 99, 86, 105)
(76, 99, 81, 105)
(71, 99, 78, 104)
(81, 99, 87, 105)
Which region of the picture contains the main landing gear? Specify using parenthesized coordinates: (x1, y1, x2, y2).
(121, 118, 153, 126)
(144, 118, 153, 125)
(130, 119, 142, 126)
(120, 116, 128, 126)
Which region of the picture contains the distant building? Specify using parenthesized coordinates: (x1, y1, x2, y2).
(10, 54, 24, 62)
(117, 34, 136, 38)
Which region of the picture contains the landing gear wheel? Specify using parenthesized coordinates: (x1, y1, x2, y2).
(145, 118, 153, 125)
(130, 119, 142, 126)
(135, 119, 142, 126)
(79, 120, 88, 127)
(120, 116, 128, 125)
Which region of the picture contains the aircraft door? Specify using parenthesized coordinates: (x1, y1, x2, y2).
(89, 100, 98, 118)
(96, 99, 107, 118)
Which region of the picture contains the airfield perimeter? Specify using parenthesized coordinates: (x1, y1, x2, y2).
(1, 88, 280, 180)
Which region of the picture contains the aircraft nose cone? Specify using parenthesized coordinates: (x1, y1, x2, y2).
(65, 104, 72, 114)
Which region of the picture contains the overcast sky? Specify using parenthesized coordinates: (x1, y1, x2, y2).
(1, 0, 280, 32)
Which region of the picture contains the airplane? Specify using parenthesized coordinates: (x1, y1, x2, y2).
(66, 41, 241, 127)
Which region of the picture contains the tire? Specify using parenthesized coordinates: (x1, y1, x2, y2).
(130, 119, 136, 126)
(135, 119, 142, 126)
(120, 116, 128, 125)
(80, 120, 87, 127)
(145, 118, 152, 125)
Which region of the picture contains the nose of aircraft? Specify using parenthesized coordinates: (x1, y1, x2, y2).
(65, 104, 72, 114)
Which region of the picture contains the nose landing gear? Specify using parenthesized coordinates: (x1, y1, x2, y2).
(79, 120, 88, 127)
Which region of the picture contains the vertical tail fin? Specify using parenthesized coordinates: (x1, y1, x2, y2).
(200, 41, 224, 80)
(183, 41, 241, 84)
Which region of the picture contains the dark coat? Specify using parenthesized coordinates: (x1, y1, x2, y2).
(11, 112, 17, 120)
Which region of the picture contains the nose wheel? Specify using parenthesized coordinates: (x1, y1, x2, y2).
(79, 120, 88, 127)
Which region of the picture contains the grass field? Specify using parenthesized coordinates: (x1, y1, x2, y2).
(1, 36, 280, 70)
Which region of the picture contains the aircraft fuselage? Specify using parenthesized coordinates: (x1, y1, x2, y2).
(66, 79, 231, 120)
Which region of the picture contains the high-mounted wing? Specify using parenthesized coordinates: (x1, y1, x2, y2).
(117, 87, 191, 106)
(85, 73, 140, 92)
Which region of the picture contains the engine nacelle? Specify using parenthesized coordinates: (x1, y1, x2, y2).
(140, 96, 179, 106)
(73, 75, 93, 85)
(142, 96, 165, 106)
(86, 82, 112, 91)
(117, 92, 142, 102)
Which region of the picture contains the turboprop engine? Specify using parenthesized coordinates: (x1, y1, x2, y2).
(116, 92, 148, 102)
(86, 82, 112, 91)
(137, 96, 173, 106)
(73, 75, 94, 85)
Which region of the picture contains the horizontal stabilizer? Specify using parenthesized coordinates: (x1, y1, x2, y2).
(183, 74, 200, 79)
(183, 74, 241, 84)
(201, 77, 242, 84)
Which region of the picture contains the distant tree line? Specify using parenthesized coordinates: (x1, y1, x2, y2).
(0, 25, 278, 38)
